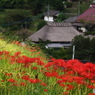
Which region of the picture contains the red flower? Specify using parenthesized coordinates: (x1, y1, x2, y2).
(91, 80, 95, 83)
(59, 84, 65, 87)
(43, 89, 48, 92)
(41, 82, 47, 86)
(21, 75, 30, 80)
(32, 67, 38, 70)
(7, 78, 16, 83)
(37, 60, 44, 65)
(66, 85, 74, 90)
(1, 80, 5, 82)
(0, 51, 3, 55)
(19, 82, 27, 86)
(44, 71, 58, 77)
(5, 73, 12, 76)
(14, 52, 21, 57)
(44, 62, 53, 68)
(28, 78, 40, 83)
(87, 85, 95, 89)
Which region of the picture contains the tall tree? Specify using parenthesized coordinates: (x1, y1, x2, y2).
(72, 35, 90, 60)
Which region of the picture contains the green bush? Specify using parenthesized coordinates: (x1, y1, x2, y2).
(65, 1, 72, 8)
(55, 13, 67, 22)
(37, 20, 46, 30)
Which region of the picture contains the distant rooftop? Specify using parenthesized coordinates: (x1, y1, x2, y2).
(76, 4, 95, 23)
(43, 10, 60, 16)
(64, 16, 78, 23)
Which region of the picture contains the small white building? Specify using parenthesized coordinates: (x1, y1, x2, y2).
(43, 10, 60, 22)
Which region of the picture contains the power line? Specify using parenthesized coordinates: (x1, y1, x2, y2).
(0, 14, 43, 27)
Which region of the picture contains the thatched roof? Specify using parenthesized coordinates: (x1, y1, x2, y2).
(28, 22, 82, 42)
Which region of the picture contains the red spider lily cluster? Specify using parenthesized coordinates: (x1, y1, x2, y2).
(0, 48, 95, 94)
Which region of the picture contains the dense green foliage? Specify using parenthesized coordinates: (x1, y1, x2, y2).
(55, 13, 67, 22)
(72, 35, 95, 62)
(36, 35, 95, 62)
(37, 20, 46, 30)
(2, 10, 32, 30)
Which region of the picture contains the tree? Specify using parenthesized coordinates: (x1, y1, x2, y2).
(27, 0, 45, 15)
(72, 35, 90, 60)
(90, 38, 95, 62)
(37, 20, 46, 30)
(55, 13, 67, 22)
(0, 1, 4, 11)
(3, 10, 32, 30)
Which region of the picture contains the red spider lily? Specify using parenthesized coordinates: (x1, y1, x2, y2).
(19, 82, 27, 86)
(90, 80, 95, 83)
(5, 73, 12, 76)
(23, 63, 31, 68)
(36, 60, 44, 65)
(2, 51, 10, 55)
(53, 65, 58, 70)
(66, 85, 74, 90)
(40, 82, 47, 86)
(65, 71, 74, 75)
(16, 56, 40, 66)
(13, 41, 20, 45)
(32, 67, 38, 70)
(43, 89, 48, 92)
(87, 85, 95, 89)
(21, 75, 30, 80)
(28, 78, 41, 83)
(14, 52, 21, 57)
(44, 71, 58, 77)
(56, 76, 69, 83)
(0, 51, 3, 55)
(72, 76, 85, 83)
(59, 84, 65, 87)
(52, 59, 66, 67)
(57, 79, 67, 84)
(10, 56, 17, 64)
(1, 80, 5, 82)
(7, 78, 16, 83)
(44, 62, 54, 68)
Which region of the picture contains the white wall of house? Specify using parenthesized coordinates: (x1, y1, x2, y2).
(44, 16, 54, 22)
(80, 27, 87, 32)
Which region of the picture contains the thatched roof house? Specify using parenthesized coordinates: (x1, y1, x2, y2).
(28, 22, 82, 48)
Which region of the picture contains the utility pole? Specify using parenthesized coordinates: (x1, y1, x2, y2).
(78, 1, 80, 15)
(47, 4, 49, 22)
(72, 45, 75, 59)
